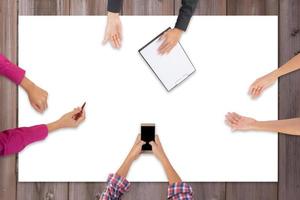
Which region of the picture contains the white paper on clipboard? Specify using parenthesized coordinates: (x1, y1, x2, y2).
(139, 28, 196, 91)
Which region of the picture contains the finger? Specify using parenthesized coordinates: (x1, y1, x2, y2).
(37, 102, 45, 112)
(253, 87, 261, 97)
(115, 35, 121, 48)
(255, 87, 263, 97)
(32, 103, 42, 113)
(225, 119, 234, 127)
(155, 135, 160, 144)
(165, 43, 176, 54)
(112, 35, 119, 48)
(159, 43, 172, 55)
(232, 112, 242, 119)
(102, 33, 110, 45)
(118, 30, 122, 41)
(231, 112, 241, 121)
(149, 141, 155, 147)
(45, 100, 48, 110)
(250, 86, 257, 97)
(135, 134, 141, 143)
(226, 113, 238, 125)
(158, 39, 169, 53)
(248, 85, 254, 95)
(159, 31, 168, 41)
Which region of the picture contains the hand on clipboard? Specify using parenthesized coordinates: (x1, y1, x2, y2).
(158, 28, 183, 55)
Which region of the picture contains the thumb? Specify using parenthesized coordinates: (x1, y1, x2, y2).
(102, 35, 109, 45)
(149, 141, 155, 146)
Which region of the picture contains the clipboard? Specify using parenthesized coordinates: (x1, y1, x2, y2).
(138, 27, 196, 91)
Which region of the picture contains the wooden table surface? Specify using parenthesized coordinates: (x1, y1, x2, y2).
(0, 0, 299, 200)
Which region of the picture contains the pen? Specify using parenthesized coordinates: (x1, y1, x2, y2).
(73, 102, 86, 120)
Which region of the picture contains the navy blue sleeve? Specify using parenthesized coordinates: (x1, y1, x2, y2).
(175, 0, 199, 31)
(107, 0, 123, 13)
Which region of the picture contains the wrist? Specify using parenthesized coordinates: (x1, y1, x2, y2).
(47, 120, 62, 132)
(20, 77, 34, 92)
(249, 120, 259, 130)
(173, 28, 183, 35)
(108, 12, 119, 19)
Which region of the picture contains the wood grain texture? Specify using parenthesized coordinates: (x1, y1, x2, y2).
(123, 0, 174, 15)
(226, 183, 277, 200)
(17, 183, 68, 200)
(0, 0, 299, 200)
(175, 0, 226, 15)
(278, 0, 300, 199)
(0, 1, 18, 200)
(70, 0, 107, 15)
(227, 0, 278, 15)
(19, 0, 70, 15)
(69, 183, 106, 200)
(225, 0, 279, 199)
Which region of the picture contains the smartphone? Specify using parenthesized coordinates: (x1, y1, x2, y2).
(141, 123, 155, 151)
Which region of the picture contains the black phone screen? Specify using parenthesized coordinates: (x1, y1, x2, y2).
(141, 125, 155, 151)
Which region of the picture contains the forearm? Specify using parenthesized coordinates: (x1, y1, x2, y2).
(47, 120, 64, 133)
(251, 118, 300, 135)
(116, 155, 134, 178)
(160, 155, 182, 184)
(271, 53, 300, 78)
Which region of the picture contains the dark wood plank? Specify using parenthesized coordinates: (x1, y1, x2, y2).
(17, 183, 68, 200)
(226, 1, 278, 199)
(19, 0, 70, 15)
(70, 0, 107, 15)
(0, 1, 18, 200)
(278, 0, 300, 199)
(226, 183, 277, 200)
(123, 0, 174, 15)
(175, 0, 226, 15)
(227, 0, 278, 15)
(17, 1, 70, 200)
(69, 183, 108, 200)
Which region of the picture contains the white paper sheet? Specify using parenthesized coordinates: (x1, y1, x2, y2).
(18, 16, 278, 182)
(139, 29, 195, 91)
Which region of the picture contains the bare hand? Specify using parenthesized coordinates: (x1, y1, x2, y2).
(225, 112, 257, 131)
(20, 77, 48, 113)
(58, 107, 86, 128)
(248, 73, 277, 98)
(149, 135, 167, 161)
(158, 28, 183, 55)
(127, 134, 145, 161)
(103, 12, 122, 48)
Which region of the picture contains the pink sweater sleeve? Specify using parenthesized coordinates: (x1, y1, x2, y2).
(0, 124, 48, 156)
(0, 54, 25, 85)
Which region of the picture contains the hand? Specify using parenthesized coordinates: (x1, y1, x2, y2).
(58, 107, 86, 129)
(127, 134, 145, 161)
(20, 77, 48, 113)
(248, 73, 277, 98)
(225, 112, 257, 131)
(150, 135, 167, 161)
(103, 12, 122, 48)
(158, 28, 183, 55)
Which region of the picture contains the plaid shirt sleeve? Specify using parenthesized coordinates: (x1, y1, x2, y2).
(99, 173, 130, 200)
(168, 182, 193, 200)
